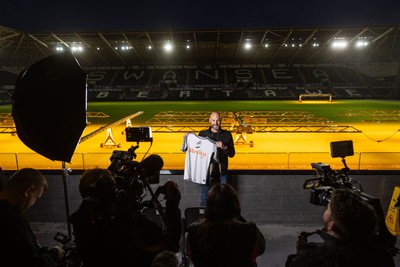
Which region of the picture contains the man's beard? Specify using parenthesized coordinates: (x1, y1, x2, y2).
(212, 124, 220, 131)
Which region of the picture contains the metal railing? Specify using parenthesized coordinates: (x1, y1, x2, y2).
(1, 151, 400, 171)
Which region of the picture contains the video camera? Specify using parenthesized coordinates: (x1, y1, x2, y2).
(105, 126, 162, 206)
(304, 141, 382, 209)
(87, 127, 162, 210)
(303, 140, 362, 206)
(302, 140, 398, 257)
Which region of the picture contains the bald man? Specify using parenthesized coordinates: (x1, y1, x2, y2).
(198, 111, 235, 206)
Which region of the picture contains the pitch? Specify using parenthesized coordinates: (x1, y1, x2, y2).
(0, 99, 399, 171)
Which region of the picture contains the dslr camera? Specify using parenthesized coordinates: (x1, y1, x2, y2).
(53, 232, 81, 267)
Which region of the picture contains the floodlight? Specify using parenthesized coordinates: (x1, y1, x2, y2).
(331, 40, 348, 49)
(355, 41, 369, 48)
(164, 43, 173, 52)
(71, 46, 83, 52)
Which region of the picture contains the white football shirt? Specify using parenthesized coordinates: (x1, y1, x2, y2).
(181, 133, 218, 184)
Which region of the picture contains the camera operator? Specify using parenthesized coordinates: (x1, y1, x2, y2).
(285, 188, 395, 267)
(69, 166, 182, 267)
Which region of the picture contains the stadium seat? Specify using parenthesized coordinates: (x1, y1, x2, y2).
(180, 207, 205, 267)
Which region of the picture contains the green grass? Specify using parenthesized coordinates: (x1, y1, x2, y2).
(86, 99, 400, 124)
(2, 99, 399, 124)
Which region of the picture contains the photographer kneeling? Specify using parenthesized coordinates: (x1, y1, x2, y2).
(285, 188, 394, 267)
(69, 167, 182, 267)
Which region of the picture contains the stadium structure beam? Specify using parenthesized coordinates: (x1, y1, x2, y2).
(388, 26, 398, 59)
(289, 28, 318, 62)
(10, 33, 26, 65)
(68, 34, 94, 65)
(367, 26, 395, 60)
(234, 28, 245, 63)
(169, 29, 180, 63)
(193, 29, 199, 63)
(271, 29, 293, 63)
(215, 29, 221, 63)
(28, 34, 49, 49)
(0, 31, 20, 42)
(372, 35, 390, 60)
(370, 26, 394, 44)
(145, 31, 161, 63)
(31, 36, 50, 59)
(75, 33, 108, 65)
(122, 31, 144, 64)
(251, 29, 268, 62)
(98, 32, 127, 64)
(51, 33, 70, 49)
(308, 28, 343, 62)
(1, 25, 400, 66)
(349, 27, 370, 44)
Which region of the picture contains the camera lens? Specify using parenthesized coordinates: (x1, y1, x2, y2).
(318, 189, 331, 207)
(310, 186, 332, 206)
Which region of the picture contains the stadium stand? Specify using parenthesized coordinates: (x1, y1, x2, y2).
(1, 64, 399, 101)
(0, 25, 399, 102)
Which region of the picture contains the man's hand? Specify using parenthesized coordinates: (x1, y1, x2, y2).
(296, 232, 308, 254)
(155, 180, 181, 209)
(164, 180, 181, 201)
(216, 141, 227, 150)
(52, 246, 65, 262)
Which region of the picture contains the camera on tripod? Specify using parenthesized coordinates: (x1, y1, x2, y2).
(303, 140, 357, 206)
(103, 126, 163, 210)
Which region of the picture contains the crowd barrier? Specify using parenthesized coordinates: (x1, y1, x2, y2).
(1, 151, 399, 171)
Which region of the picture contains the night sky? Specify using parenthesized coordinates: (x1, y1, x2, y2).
(1, 0, 399, 32)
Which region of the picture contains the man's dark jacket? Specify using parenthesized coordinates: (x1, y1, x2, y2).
(199, 127, 235, 175)
(0, 199, 59, 267)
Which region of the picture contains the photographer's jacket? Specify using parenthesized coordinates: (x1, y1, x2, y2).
(0, 199, 59, 267)
(199, 127, 235, 175)
(286, 230, 394, 267)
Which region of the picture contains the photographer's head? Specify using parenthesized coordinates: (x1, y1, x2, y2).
(323, 188, 377, 241)
(141, 154, 164, 184)
(0, 168, 48, 211)
(205, 183, 241, 222)
(79, 168, 116, 200)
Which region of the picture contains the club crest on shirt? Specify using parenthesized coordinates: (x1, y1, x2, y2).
(195, 140, 201, 149)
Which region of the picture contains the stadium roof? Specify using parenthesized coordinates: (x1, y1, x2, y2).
(1, 24, 399, 66)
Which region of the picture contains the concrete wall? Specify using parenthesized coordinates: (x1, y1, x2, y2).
(22, 171, 399, 226)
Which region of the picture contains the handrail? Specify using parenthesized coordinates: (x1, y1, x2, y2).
(0, 151, 399, 171)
